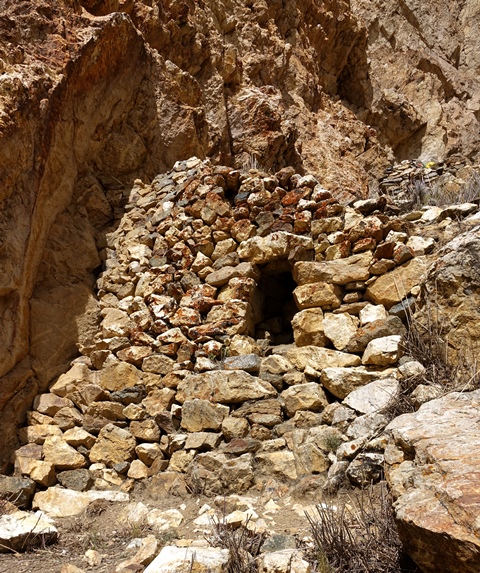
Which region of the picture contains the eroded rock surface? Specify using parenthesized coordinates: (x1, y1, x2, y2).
(351, 0, 480, 162)
(386, 390, 480, 573)
(415, 225, 480, 368)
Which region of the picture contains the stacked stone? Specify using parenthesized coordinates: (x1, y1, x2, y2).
(378, 158, 476, 206)
(8, 157, 480, 504)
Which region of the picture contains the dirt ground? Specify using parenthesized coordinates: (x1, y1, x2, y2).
(0, 486, 323, 573)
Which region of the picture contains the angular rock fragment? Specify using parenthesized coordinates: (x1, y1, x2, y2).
(144, 546, 229, 573)
(362, 335, 403, 366)
(286, 346, 361, 371)
(177, 371, 277, 404)
(187, 452, 254, 495)
(281, 383, 328, 417)
(42, 435, 86, 471)
(293, 282, 342, 310)
(365, 257, 430, 308)
(0, 510, 58, 553)
(89, 424, 136, 467)
(343, 378, 400, 414)
(291, 308, 326, 347)
(322, 312, 358, 350)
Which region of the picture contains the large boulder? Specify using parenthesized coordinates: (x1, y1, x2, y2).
(365, 256, 430, 309)
(414, 226, 480, 368)
(385, 390, 480, 573)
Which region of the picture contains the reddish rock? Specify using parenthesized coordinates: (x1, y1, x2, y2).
(352, 237, 377, 253)
(373, 241, 395, 260)
(281, 187, 311, 207)
(348, 216, 384, 243)
(393, 242, 414, 265)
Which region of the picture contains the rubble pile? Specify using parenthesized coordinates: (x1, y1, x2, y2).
(3, 157, 480, 510)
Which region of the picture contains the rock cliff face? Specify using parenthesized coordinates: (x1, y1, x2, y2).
(350, 0, 480, 163)
(0, 0, 479, 470)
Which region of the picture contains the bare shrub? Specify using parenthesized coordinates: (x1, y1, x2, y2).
(0, 498, 9, 516)
(402, 291, 480, 393)
(404, 170, 480, 209)
(304, 484, 415, 573)
(115, 516, 155, 541)
(241, 154, 261, 173)
(61, 514, 110, 552)
(379, 378, 417, 421)
(206, 514, 267, 573)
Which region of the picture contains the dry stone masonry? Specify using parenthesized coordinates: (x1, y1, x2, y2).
(378, 158, 476, 204)
(3, 157, 480, 513)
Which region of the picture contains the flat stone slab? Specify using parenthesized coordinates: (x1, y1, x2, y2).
(144, 545, 229, 573)
(286, 346, 361, 372)
(365, 256, 430, 309)
(32, 488, 129, 517)
(177, 370, 277, 404)
(0, 510, 58, 552)
(293, 252, 371, 285)
(343, 378, 400, 414)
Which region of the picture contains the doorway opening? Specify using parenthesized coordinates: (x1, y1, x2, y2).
(254, 262, 298, 346)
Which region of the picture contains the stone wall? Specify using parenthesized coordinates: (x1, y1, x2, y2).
(0, 1, 374, 457)
(6, 158, 480, 494)
(1, 0, 480, 478)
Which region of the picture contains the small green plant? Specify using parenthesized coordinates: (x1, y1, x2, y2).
(207, 345, 230, 364)
(320, 431, 344, 453)
(316, 551, 335, 573)
(220, 345, 230, 360)
(158, 529, 178, 547)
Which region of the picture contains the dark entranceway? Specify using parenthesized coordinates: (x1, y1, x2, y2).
(255, 263, 297, 345)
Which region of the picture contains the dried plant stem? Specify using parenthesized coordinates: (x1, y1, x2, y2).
(305, 484, 410, 573)
(206, 513, 266, 573)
